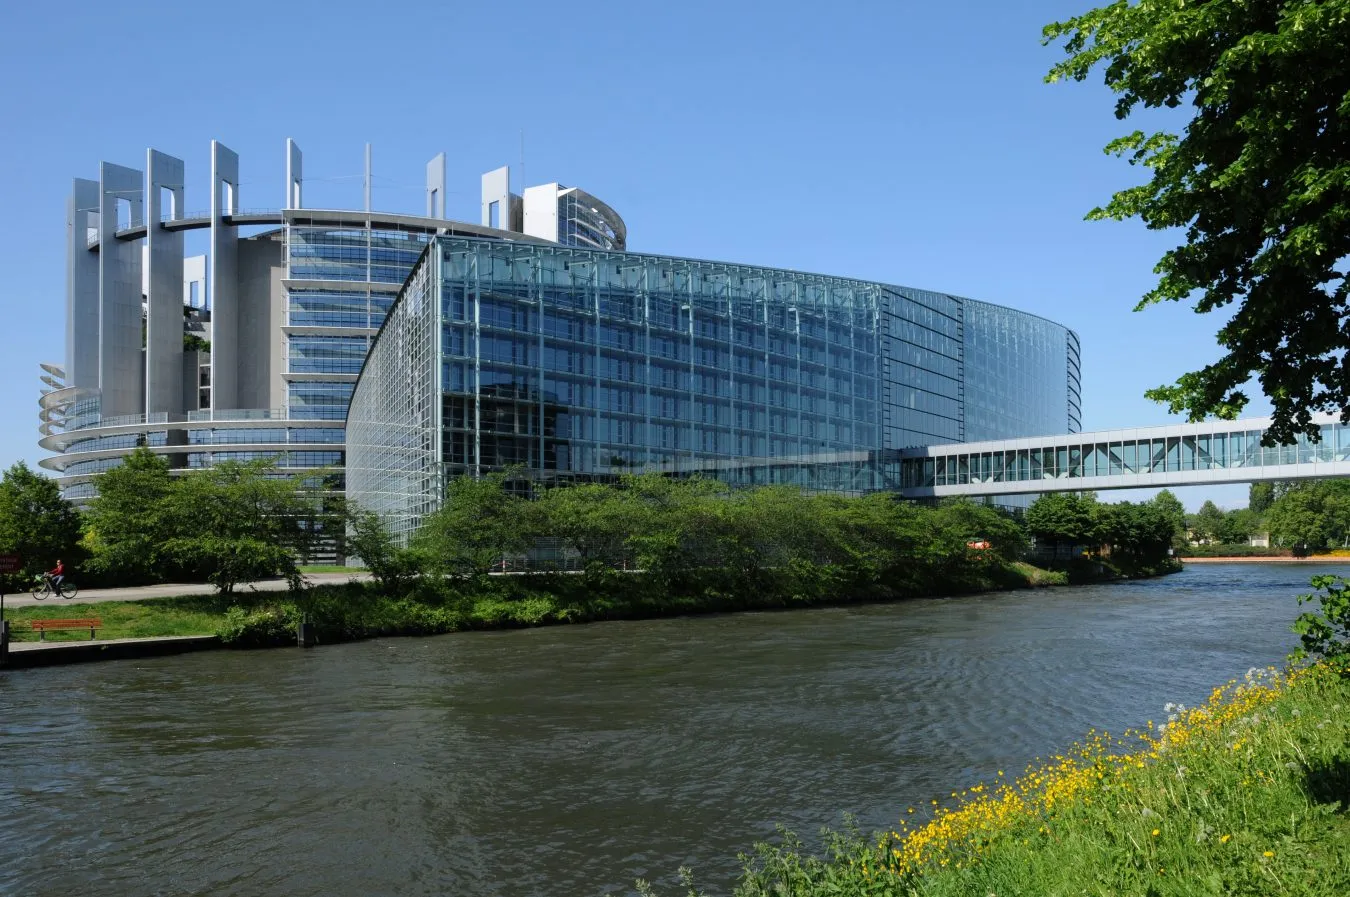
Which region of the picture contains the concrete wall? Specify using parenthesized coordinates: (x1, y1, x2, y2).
(210, 141, 240, 410)
(522, 183, 559, 243)
(236, 235, 286, 411)
(182, 348, 204, 412)
(66, 179, 99, 389)
(427, 153, 446, 218)
(286, 138, 302, 209)
(98, 162, 144, 419)
(145, 149, 185, 416)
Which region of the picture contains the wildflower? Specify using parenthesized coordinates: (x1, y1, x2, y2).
(1151, 828, 1160, 837)
(1264, 851, 1274, 858)
(1220, 834, 1232, 844)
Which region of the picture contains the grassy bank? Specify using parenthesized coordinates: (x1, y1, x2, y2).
(702, 660, 1350, 897)
(220, 556, 1069, 648)
(2, 594, 230, 641)
(3, 558, 1069, 647)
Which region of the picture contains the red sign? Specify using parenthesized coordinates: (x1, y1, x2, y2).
(0, 555, 20, 573)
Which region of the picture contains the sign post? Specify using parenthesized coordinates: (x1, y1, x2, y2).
(0, 554, 20, 665)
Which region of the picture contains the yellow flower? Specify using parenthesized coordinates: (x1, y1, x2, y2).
(1220, 834, 1231, 844)
(1264, 851, 1274, 858)
(1151, 829, 1160, 837)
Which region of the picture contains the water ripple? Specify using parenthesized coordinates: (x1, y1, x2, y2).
(0, 563, 1315, 895)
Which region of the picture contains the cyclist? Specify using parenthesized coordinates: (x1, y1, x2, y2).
(47, 559, 65, 591)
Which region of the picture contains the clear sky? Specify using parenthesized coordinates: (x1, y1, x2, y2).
(0, 0, 1264, 511)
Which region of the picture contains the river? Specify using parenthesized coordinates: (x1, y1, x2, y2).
(0, 562, 1329, 896)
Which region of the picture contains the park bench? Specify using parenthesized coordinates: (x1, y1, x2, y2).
(29, 618, 102, 641)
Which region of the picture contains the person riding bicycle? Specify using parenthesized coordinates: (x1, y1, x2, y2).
(47, 559, 65, 591)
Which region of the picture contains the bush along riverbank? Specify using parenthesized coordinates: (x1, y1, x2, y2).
(216, 558, 1068, 648)
(1, 557, 1066, 648)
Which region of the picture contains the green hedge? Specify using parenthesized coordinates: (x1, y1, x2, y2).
(214, 561, 1060, 648)
(1176, 543, 1291, 558)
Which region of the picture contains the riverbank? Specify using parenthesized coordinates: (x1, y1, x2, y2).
(3, 635, 219, 668)
(1184, 555, 1350, 563)
(2, 559, 1071, 658)
(714, 659, 1350, 897)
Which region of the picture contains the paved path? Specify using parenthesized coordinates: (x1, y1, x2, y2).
(0, 572, 370, 608)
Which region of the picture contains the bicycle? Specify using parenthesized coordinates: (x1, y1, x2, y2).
(31, 573, 78, 601)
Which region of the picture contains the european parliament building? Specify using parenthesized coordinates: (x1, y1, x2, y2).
(41, 139, 1081, 538)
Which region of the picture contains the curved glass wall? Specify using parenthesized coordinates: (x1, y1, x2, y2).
(348, 238, 1081, 539)
(963, 300, 1082, 442)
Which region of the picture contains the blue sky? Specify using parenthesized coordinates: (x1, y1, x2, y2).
(0, 0, 1262, 510)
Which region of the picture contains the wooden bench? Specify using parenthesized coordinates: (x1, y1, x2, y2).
(29, 618, 102, 641)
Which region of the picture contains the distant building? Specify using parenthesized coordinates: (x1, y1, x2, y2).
(39, 142, 624, 502)
(41, 139, 1081, 540)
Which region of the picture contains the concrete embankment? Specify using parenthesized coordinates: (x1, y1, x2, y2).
(1, 635, 220, 669)
(1180, 556, 1350, 563)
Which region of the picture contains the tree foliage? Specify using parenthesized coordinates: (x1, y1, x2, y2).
(1026, 492, 1102, 546)
(1026, 491, 1176, 564)
(412, 471, 537, 579)
(347, 507, 416, 592)
(0, 461, 82, 588)
(1293, 574, 1350, 660)
(1249, 481, 1277, 514)
(1045, 0, 1350, 444)
(158, 461, 332, 594)
(83, 446, 175, 582)
(85, 455, 333, 593)
(1190, 499, 1229, 543)
(1264, 479, 1350, 551)
(410, 473, 1033, 598)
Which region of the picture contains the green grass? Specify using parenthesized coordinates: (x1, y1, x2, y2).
(709, 661, 1350, 897)
(2, 594, 229, 641)
(2, 558, 1074, 649)
(299, 564, 368, 574)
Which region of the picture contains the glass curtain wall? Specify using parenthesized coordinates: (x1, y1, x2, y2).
(963, 300, 1080, 442)
(349, 238, 1084, 538)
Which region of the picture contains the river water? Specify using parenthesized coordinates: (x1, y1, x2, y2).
(0, 563, 1329, 896)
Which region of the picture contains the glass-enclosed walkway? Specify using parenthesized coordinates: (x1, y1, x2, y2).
(897, 414, 1350, 498)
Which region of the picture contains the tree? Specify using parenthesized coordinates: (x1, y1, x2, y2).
(1045, 1, 1350, 445)
(84, 446, 175, 582)
(1192, 500, 1228, 544)
(159, 460, 326, 594)
(1100, 501, 1176, 562)
(1025, 492, 1101, 547)
(412, 472, 537, 579)
(1265, 483, 1331, 552)
(1218, 507, 1261, 545)
(536, 482, 640, 574)
(0, 461, 82, 588)
(346, 507, 415, 592)
(1249, 482, 1276, 515)
(1150, 490, 1188, 547)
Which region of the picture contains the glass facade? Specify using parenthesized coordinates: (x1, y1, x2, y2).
(348, 237, 1082, 539)
(284, 225, 434, 472)
(963, 300, 1081, 442)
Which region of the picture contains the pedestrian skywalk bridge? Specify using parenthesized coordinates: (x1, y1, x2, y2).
(896, 413, 1350, 498)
